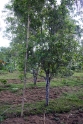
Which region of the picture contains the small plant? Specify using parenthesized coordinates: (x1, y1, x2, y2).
(0, 79, 7, 85)
(19, 74, 24, 81)
(10, 88, 19, 93)
(0, 115, 4, 123)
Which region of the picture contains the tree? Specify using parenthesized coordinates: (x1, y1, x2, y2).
(4, 7, 39, 84)
(76, 40, 83, 71)
(32, 0, 78, 105)
(12, 0, 45, 116)
(4, 0, 80, 112)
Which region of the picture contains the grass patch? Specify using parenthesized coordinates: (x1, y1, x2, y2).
(0, 71, 20, 79)
(58, 77, 83, 87)
(1, 98, 83, 119)
(62, 89, 83, 100)
(1, 91, 83, 120)
(73, 72, 83, 77)
(0, 70, 8, 74)
(0, 78, 83, 92)
(0, 71, 33, 79)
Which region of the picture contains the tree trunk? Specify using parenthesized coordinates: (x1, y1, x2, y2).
(21, 14, 30, 117)
(45, 72, 50, 106)
(33, 69, 38, 85)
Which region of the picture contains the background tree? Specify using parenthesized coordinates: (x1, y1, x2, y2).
(0, 47, 15, 72)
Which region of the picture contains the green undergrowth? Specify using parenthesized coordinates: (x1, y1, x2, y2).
(73, 72, 83, 77)
(0, 77, 83, 92)
(0, 71, 83, 91)
(61, 78, 83, 86)
(0, 90, 83, 122)
(62, 90, 83, 101)
(0, 71, 32, 79)
(0, 71, 19, 79)
(0, 70, 8, 74)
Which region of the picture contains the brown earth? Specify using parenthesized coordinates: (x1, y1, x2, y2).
(0, 79, 83, 124)
(0, 86, 82, 105)
(1, 110, 83, 124)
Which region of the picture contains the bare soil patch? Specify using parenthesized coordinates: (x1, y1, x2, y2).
(6, 77, 44, 84)
(1, 109, 83, 124)
(0, 86, 81, 105)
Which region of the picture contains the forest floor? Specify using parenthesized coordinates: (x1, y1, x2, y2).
(0, 77, 83, 124)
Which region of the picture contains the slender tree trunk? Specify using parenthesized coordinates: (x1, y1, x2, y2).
(21, 14, 30, 117)
(33, 69, 38, 85)
(45, 71, 50, 106)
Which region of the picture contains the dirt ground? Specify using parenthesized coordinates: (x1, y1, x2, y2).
(1, 110, 83, 124)
(0, 79, 83, 124)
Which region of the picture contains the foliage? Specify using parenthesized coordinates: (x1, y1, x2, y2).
(4, 0, 79, 75)
(0, 47, 16, 72)
(0, 79, 7, 85)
